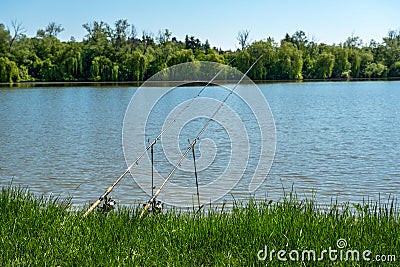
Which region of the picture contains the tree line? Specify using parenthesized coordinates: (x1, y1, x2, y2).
(0, 19, 399, 83)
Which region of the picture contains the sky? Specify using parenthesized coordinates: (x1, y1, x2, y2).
(2, 0, 400, 50)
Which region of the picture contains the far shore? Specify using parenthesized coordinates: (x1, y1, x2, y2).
(1, 77, 400, 88)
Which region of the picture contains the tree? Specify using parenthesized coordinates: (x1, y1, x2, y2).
(90, 55, 114, 81)
(9, 35, 35, 80)
(167, 49, 194, 66)
(164, 29, 172, 42)
(113, 19, 130, 48)
(359, 48, 374, 77)
(130, 51, 147, 81)
(34, 58, 57, 81)
(348, 49, 362, 77)
(364, 62, 388, 78)
(83, 21, 112, 42)
(156, 29, 172, 45)
(146, 35, 183, 77)
(290, 30, 308, 50)
(278, 41, 303, 79)
(330, 46, 351, 78)
(383, 30, 400, 77)
(207, 50, 225, 63)
(127, 24, 139, 52)
(383, 29, 400, 48)
(314, 52, 335, 78)
(345, 34, 363, 48)
(45, 22, 64, 37)
(185, 35, 202, 52)
(82, 21, 114, 77)
(119, 51, 147, 81)
(246, 40, 277, 80)
(8, 20, 25, 49)
(389, 61, 400, 77)
(0, 24, 11, 56)
(0, 57, 20, 82)
(141, 30, 155, 54)
(61, 41, 83, 80)
(237, 30, 250, 50)
(235, 49, 251, 75)
(2, 20, 400, 83)
(203, 39, 211, 54)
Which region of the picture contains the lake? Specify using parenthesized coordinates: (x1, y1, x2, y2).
(0, 81, 399, 207)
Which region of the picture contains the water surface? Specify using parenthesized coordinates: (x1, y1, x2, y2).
(0, 81, 399, 205)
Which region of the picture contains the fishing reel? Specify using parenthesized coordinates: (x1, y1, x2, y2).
(98, 195, 116, 212)
(145, 198, 163, 214)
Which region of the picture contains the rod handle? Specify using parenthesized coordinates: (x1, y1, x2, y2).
(83, 199, 101, 218)
(139, 202, 151, 219)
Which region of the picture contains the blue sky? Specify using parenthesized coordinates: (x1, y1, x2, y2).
(2, 0, 399, 50)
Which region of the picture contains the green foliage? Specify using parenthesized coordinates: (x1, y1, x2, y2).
(119, 51, 147, 81)
(348, 49, 362, 77)
(197, 49, 225, 64)
(33, 58, 58, 81)
(314, 52, 335, 79)
(1, 186, 399, 266)
(278, 41, 303, 79)
(0, 24, 11, 57)
(235, 49, 251, 75)
(330, 46, 351, 78)
(1, 21, 400, 83)
(167, 49, 194, 66)
(364, 62, 388, 78)
(90, 56, 113, 81)
(246, 40, 277, 80)
(0, 57, 20, 82)
(390, 61, 400, 77)
(359, 48, 374, 77)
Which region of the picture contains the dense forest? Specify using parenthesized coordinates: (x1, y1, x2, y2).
(0, 19, 400, 83)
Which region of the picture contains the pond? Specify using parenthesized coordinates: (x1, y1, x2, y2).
(0, 81, 399, 206)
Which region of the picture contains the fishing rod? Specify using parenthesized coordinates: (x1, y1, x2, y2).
(83, 59, 235, 217)
(140, 55, 263, 218)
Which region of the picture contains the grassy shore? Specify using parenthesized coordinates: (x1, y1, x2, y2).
(1, 186, 399, 266)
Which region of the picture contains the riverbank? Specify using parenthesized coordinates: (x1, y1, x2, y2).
(1, 77, 400, 88)
(1, 186, 398, 266)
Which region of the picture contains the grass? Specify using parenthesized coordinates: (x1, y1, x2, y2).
(1, 185, 399, 266)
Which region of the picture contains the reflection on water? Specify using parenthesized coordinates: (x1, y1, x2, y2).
(0, 81, 399, 206)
